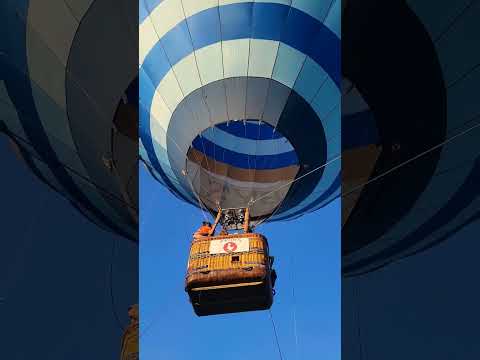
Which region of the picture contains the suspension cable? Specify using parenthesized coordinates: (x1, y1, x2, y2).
(269, 310, 285, 360)
(251, 155, 341, 205)
(291, 256, 300, 360)
(249, 123, 292, 228)
(185, 168, 209, 222)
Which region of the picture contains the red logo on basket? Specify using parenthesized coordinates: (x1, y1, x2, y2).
(223, 242, 238, 253)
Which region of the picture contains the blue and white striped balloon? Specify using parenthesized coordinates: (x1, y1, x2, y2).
(139, 0, 341, 223)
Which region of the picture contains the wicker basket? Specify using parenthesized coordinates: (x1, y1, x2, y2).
(185, 233, 274, 316)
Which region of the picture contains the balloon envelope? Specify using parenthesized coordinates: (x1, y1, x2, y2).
(139, 0, 341, 224)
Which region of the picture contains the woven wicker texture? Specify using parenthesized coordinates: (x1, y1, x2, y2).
(186, 233, 270, 290)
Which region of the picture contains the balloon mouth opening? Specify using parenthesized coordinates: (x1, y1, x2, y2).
(185, 120, 300, 222)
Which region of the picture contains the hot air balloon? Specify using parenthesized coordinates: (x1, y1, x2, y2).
(139, 0, 341, 315)
(0, 0, 138, 242)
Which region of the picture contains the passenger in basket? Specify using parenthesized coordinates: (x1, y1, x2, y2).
(194, 221, 213, 237)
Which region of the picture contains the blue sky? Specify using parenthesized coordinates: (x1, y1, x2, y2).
(140, 164, 340, 360)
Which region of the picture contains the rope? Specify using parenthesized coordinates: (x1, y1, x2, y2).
(249, 123, 292, 228)
(245, 120, 254, 204)
(251, 199, 284, 229)
(251, 155, 341, 205)
(185, 168, 210, 222)
(269, 310, 285, 360)
(291, 256, 300, 360)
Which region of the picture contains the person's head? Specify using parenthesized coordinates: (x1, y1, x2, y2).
(202, 221, 207, 225)
(207, 222, 212, 227)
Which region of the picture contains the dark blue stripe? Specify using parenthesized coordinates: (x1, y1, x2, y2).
(273, 86, 329, 215)
(140, 2, 340, 194)
(192, 136, 298, 170)
(215, 121, 283, 140)
(274, 173, 341, 221)
(342, 110, 380, 149)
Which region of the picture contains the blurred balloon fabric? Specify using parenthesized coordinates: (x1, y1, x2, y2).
(0, 0, 138, 242)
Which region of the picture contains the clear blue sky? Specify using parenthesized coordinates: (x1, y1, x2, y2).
(140, 164, 340, 360)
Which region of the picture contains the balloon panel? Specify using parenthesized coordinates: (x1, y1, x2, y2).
(139, 0, 341, 223)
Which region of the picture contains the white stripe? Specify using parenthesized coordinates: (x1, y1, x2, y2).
(139, 14, 159, 66)
(139, 0, 340, 67)
(174, 52, 202, 96)
(248, 39, 280, 78)
(272, 43, 306, 88)
(223, 39, 250, 78)
(196, 42, 224, 85)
